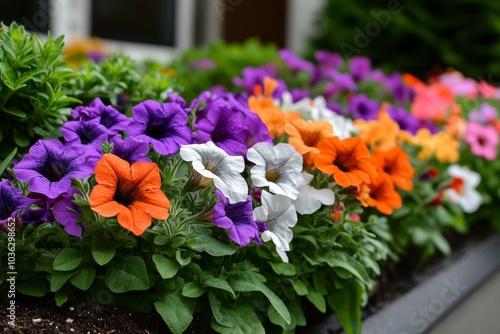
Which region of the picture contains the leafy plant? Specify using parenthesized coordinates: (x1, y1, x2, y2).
(0, 22, 79, 158)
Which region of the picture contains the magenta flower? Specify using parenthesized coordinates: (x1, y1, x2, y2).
(13, 140, 96, 199)
(128, 100, 192, 156)
(0, 180, 35, 225)
(465, 122, 499, 160)
(212, 190, 259, 246)
(71, 98, 131, 134)
(109, 135, 151, 163)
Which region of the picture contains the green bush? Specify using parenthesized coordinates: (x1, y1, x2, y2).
(308, 0, 500, 79)
(0, 22, 79, 158)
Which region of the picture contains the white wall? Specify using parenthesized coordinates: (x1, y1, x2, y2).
(286, 0, 326, 53)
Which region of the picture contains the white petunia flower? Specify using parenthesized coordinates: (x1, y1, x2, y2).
(179, 141, 248, 203)
(443, 164, 482, 213)
(308, 96, 358, 139)
(247, 142, 304, 200)
(280, 93, 358, 139)
(253, 191, 298, 263)
(293, 172, 335, 215)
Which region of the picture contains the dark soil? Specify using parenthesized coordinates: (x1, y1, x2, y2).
(0, 294, 212, 334)
(1, 223, 493, 334)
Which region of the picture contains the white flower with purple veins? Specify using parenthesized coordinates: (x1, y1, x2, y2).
(443, 165, 482, 213)
(293, 172, 335, 215)
(247, 142, 304, 200)
(179, 141, 248, 203)
(253, 191, 297, 263)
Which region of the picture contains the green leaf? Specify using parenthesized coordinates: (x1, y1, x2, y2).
(55, 294, 69, 307)
(328, 282, 363, 334)
(182, 282, 205, 298)
(69, 267, 96, 291)
(50, 270, 78, 292)
(320, 251, 370, 285)
(229, 272, 291, 325)
(154, 292, 195, 334)
(289, 278, 308, 296)
(203, 277, 235, 298)
(91, 231, 118, 266)
(12, 127, 30, 147)
(307, 291, 326, 313)
(209, 291, 265, 334)
(153, 254, 180, 279)
(191, 234, 238, 256)
(104, 256, 150, 293)
(16, 278, 48, 297)
(269, 261, 296, 276)
(53, 248, 83, 271)
(3, 106, 27, 118)
(0, 147, 17, 176)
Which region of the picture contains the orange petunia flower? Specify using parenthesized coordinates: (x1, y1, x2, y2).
(371, 146, 415, 191)
(314, 136, 377, 188)
(360, 175, 402, 215)
(285, 118, 333, 168)
(248, 77, 299, 137)
(89, 154, 170, 236)
(354, 107, 400, 151)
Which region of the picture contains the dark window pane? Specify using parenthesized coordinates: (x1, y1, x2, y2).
(0, 0, 50, 33)
(91, 0, 176, 46)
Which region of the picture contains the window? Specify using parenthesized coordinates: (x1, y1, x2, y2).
(0, 0, 50, 33)
(91, 0, 176, 47)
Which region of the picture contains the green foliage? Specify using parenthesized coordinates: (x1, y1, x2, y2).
(0, 22, 79, 158)
(168, 39, 280, 102)
(67, 54, 178, 111)
(308, 0, 500, 79)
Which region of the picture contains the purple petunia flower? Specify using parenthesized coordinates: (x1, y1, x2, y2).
(71, 98, 131, 134)
(315, 50, 343, 71)
(20, 193, 54, 224)
(13, 140, 96, 199)
(469, 103, 498, 125)
(348, 94, 380, 120)
(212, 190, 259, 246)
(290, 89, 310, 103)
(193, 95, 272, 156)
(387, 106, 419, 134)
(109, 135, 151, 163)
(279, 49, 315, 75)
(128, 100, 192, 156)
(0, 180, 35, 225)
(61, 118, 109, 149)
(349, 56, 372, 81)
(53, 188, 84, 237)
(381, 73, 414, 104)
(324, 70, 357, 98)
(188, 58, 215, 70)
(233, 65, 287, 98)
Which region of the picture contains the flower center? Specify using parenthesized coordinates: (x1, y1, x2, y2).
(113, 181, 135, 207)
(39, 155, 68, 182)
(265, 170, 279, 183)
(449, 177, 464, 194)
(146, 122, 167, 140)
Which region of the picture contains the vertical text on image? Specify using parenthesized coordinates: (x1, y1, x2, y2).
(6, 217, 17, 327)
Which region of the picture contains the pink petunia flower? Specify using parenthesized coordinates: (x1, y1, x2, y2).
(465, 122, 499, 160)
